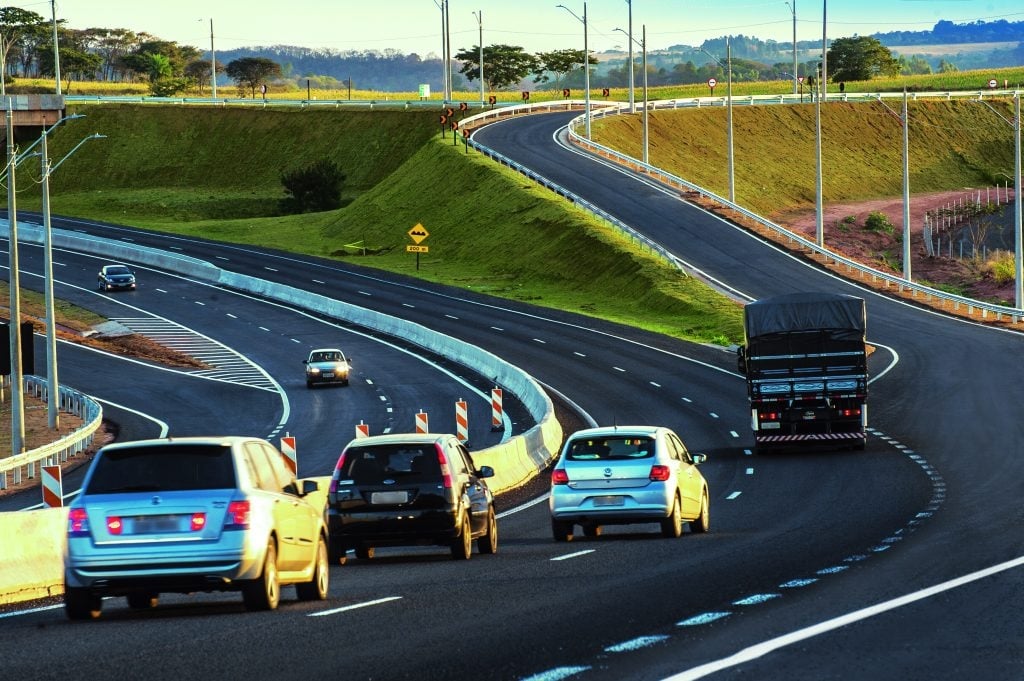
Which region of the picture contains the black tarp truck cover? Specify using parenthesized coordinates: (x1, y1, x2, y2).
(743, 292, 866, 341)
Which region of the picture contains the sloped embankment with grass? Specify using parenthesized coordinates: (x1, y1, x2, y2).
(12, 104, 744, 345)
(590, 99, 1019, 223)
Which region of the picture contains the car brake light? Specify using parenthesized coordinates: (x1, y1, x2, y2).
(107, 516, 123, 535)
(68, 508, 89, 534)
(551, 469, 569, 485)
(226, 500, 250, 528)
(190, 513, 207, 531)
(436, 444, 453, 489)
(649, 465, 671, 482)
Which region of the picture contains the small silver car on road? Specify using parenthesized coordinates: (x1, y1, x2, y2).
(64, 436, 330, 620)
(304, 347, 351, 388)
(549, 425, 710, 541)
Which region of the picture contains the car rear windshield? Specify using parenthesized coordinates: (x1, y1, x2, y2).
(85, 445, 237, 493)
(340, 444, 442, 485)
(566, 436, 655, 461)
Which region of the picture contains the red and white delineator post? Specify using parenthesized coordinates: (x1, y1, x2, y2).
(490, 388, 503, 431)
(455, 399, 468, 442)
(280, 436, 297, 475)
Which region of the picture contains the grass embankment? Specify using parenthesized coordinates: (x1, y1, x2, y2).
(590, 98, 1019, 221)
(11, 104, 742, 344)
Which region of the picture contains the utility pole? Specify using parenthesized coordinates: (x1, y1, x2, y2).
(901, 89, 911, 282)
(727, 38, 734, 204)
(40, 125, 58, 429)
(787, 1, 798, 95)
(626, 0, 635, 114)
(474, 10, 484, 106)
(210, 19, 217, 98)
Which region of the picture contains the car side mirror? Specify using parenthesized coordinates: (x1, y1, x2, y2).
(301, 479, 320, 495)
(477, 465, 494, 479)
(692, 454, 707, 465)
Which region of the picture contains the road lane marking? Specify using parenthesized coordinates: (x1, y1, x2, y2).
(605, 635, 669, 653)
(551, 550, 595, 562)
(308, 596, 402, 617)
(726, 491, 742, 500)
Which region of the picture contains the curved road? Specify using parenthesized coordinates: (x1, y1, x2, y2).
(0, 110, 1021, 680)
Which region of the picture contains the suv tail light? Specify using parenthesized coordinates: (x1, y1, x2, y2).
(435, 443, 453, 489)
(649, 465, 671, 482)
(68, 508, 90, 536)
(225, 500, 251, 529)
(107, 516, 124, 535)
(551, 469, 569, 485)
(190, 513, 207, 532)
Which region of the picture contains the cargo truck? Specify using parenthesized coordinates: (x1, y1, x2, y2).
(736, 292, 868, 453)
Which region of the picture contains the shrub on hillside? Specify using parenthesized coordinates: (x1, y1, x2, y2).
(984, 250, 1015, 284)
(279, 158, 346, 214)
(864, 211, 895, 234)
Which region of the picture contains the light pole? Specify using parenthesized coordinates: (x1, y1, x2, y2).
(614, 25, 648, 163)
(209, 19, 217, 98)
(701, 43, 735, 203)
(473, 10, 484, 106)
(1014, 95, 1022, 310)
(785, 1, 797, 95)
(815, 60, 823, 246)
(39, 127, 104, 429)
(433, 1, 451, 101)
(557, 3, 591, 139)
(51, 0, 61, 95)
(5, 99, 25, 455)
(625, 0, 635, 114)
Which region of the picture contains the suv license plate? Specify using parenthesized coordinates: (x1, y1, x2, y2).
(371, 491, 408, 504)
(593, 496, 624, 507)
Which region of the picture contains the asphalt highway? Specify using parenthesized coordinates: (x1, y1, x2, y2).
(0, 110, 1021, 680)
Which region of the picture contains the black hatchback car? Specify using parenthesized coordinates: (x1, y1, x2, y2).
(327, 433, 497, 562)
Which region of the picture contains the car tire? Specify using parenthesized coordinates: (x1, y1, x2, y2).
(355, 545, 374, 560)
(660, 495, 683, 538)
(64, 586, 102, 621)
(242, 539, 280, 611)
(126, 592, 159, 610)
(690, 490, 710, 534)
(450, 512, 472, 560)
(551, 519, 574, 543)
(477, 507, 498, 555)
(296, 535, 330, 601)
(583, 524, 602, 538)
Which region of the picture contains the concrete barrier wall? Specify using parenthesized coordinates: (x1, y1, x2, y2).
(0, 224, 564, 605)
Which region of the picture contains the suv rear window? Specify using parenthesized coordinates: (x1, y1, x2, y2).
(566, 437, 655, 461)
(85, 445, 237, 493)
(340, 444, 442, 485)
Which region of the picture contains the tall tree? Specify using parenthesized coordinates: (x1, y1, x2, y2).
(454, 44, 537, 90)
(0, 7, 46, 81)
(533, 48, 596, 85)
(225, 57, 282, 97)
(826, 36, 900, 82)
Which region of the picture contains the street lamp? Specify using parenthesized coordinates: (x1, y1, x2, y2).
(50, 0, 61, 95)
(473, 10, 484, 106)
(5, 99, 25, 455)
(209, 19, 217, 99)
(625, 0, 635, 114)
(700, 42, 735, 203)
(614, 26, 648, 163)
(433, 0, 451, 101)
(39, 128, 105, 429)
(785, 1, 797, 95)
(557, 3, 591, 139)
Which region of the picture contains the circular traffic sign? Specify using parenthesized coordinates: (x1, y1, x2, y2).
(988, 78, 998, 88)
(707, 78, 717, 88)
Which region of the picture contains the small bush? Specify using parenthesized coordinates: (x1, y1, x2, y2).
(984, 249, 1016, 284)
(280, 158, 346, 214)
(864, 211, 895, 234)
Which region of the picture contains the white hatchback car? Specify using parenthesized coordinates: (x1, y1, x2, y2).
(549, 425, 709, 541)
(304, 348, 351, 388)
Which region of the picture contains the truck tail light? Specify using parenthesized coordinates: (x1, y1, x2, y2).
(760, 411, 780, 421)
(839, 408, 861, 417)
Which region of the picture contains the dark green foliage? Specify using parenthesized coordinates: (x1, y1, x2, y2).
(864, 211, 895, 234)
(280, 158, 346, 214)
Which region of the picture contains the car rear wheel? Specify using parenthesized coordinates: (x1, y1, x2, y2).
(690, 491, 710, 534)
(355, 545, 374, 560)
(661, 495, 684, 538)
(478, 507, 498, 555)
(65, 587, 102, 620)
(296, 535, 330, 601)
(450, 512, 472, 560)
(551, 519, 574, 542)
(242, 539, 280, 611)
(126, 592, 159, 609)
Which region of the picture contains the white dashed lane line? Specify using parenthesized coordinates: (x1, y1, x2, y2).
(551, 550, 595, 562)
(308, 596, 403, 618)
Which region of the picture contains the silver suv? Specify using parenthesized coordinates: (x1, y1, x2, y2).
(64, 436, 330, 620)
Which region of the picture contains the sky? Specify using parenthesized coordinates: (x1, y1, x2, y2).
(13, 0, 1024, 56)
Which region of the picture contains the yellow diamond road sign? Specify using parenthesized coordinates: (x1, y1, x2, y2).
(408, 223, 429, 245)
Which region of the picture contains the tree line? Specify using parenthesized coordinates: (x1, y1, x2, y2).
(0, 7, 1021, 95)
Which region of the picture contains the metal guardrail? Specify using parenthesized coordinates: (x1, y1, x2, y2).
(0, 376, 103, 490)
(559, 94, 1024, 324)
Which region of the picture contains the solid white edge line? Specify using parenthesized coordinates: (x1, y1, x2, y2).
(308, 596, 402, 617)
(662, 555, 1024, 681)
